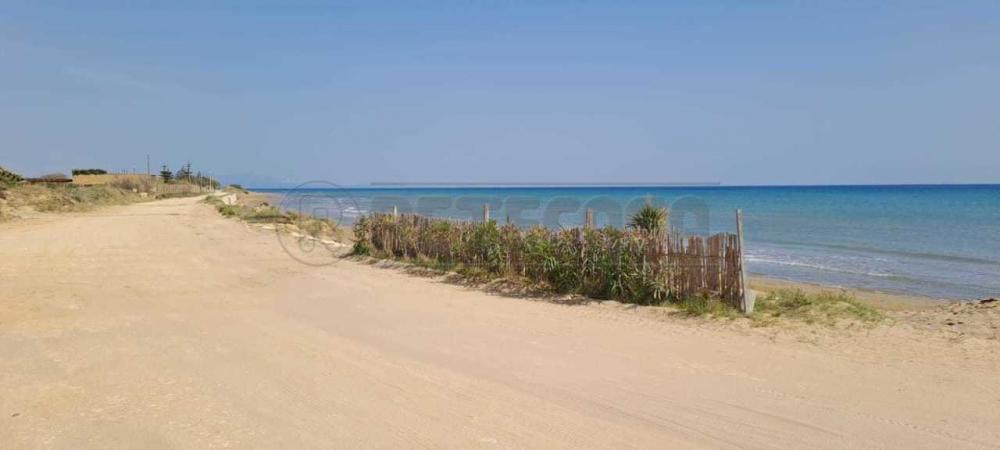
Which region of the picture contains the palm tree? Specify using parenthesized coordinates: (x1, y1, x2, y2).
(628, 203, 668, 235)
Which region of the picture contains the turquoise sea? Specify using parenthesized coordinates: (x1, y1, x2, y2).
(260, 184, 1000, 300)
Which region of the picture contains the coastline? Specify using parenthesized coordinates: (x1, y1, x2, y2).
(249, 189, 966, 309)
(256, 184, 1000, 301)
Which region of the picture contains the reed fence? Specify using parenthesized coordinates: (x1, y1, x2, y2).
(353, 207, 751, 313)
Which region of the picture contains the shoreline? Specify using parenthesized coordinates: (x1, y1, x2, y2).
(250, 189, 967, 310)
(249, 190, 977, 310)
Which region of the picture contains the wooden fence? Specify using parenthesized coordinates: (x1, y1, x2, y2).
(354, 206, 753, 313)
(665, 226, 750, 312)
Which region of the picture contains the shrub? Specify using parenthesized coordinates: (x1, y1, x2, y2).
(217, 204, 242, 217)
(752, 289, 884, 326)
(71, 169, 108, 175)
(676, 293, 738, 318)
(160, 166, 173, 183)
(0, 166, 24, 186)
(628, 203, 668, 236)
(214, 203, 281, 221)
(352, 212, 689, 306)
(244, 205, 283, 222)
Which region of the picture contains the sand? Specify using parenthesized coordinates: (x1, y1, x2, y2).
(1, 196, 998, 449)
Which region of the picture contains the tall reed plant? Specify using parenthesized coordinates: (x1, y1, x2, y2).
(353, 212, 696, 305)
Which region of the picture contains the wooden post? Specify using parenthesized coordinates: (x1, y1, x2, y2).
(736, 209, 754, 314)
(483, 203, 490, 222)
(392, 205, 398, 219)
(585, 208, 594, 229)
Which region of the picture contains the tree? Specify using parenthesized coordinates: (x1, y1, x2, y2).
(71, 169, 108, 175)
(0, 166, 24, 186)
(628, 203, 668, 236)
(175, 162, 193, 182)
(160, 165, 173, 183)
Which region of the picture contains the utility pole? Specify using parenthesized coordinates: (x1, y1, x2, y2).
(146, 154, 150, 176)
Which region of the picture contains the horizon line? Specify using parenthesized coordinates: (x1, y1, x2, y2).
(248, 181, 1000, 190)
(369, 181, 722, 187)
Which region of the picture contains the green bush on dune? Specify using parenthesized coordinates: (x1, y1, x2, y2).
(352, 212, 674, 306)
(71, 168, 108, 175)
(751, 289, 884, 327)
(351, 211, 888, 326)
(0, 166, 24, 187)
(206, 197, 340, 240)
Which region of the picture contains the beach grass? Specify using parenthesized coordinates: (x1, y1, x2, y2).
(210, 201, 284, 222)
(206, 192, 343, 241)
(674, 294, 740, 319)
(751, 288, 885, 327)
(352, 214, 680, 306)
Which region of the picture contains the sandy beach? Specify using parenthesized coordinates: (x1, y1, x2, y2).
(2, 196, 999, 448)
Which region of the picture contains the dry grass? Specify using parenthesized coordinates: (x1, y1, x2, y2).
(1, 183, 147, 213)
(108, 175, 158, 193)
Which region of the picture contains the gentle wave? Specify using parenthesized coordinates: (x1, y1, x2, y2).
(261, 185, 1000, 299)
(745, 256, 897, 278)
(756, 239, 1000, 266)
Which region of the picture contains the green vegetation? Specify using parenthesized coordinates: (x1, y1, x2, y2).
(353, 212, 681, 306)
(177, 173, 219, 189)
(161, 162, 218, 189)
(354, 211, 890, 328)
(0, 166, 24, 187)
(71, 169, 108, 175)
(204, 195, 339, 238)
(160, 165, 173, 183)
(628, 203, 668, 236)
(674, 294, 740, 318)
(751, 289, 884, 327)
(201, 195, 225, 208)
(219, 204, 283, 222)
(175, 162, 193, 182)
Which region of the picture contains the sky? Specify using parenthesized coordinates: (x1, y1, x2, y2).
(2, 1, 999, 187)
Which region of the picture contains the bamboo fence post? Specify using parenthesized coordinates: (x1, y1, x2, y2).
(585, 208, 594, 229)
(483, 203, 490, 222)
(736, 209, 754, 314)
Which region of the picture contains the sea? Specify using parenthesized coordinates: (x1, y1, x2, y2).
(258, 184, 1000, 300)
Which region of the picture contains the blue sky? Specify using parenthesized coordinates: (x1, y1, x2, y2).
(2, 1, 998, 186)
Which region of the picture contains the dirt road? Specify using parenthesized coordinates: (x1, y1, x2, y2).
(2, 197, 998, 448)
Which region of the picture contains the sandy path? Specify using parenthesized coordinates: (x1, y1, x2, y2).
(1, 197, 998, 449)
